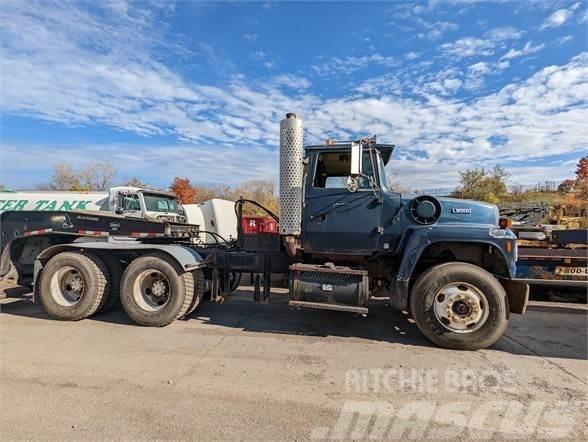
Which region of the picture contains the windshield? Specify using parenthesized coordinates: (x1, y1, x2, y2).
(142, 193, 179, 213)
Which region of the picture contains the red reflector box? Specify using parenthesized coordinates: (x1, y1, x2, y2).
(241, 217, 278, 234)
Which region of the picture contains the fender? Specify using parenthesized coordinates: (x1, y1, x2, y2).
(33, 241, 205, 303)
(389, 224, 517, 310)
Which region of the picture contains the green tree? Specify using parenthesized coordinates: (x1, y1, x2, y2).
(574, 156, 588, 202)
(452, 166, 509, 203)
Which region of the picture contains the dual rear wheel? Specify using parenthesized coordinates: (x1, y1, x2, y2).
(120, 253, 204, 326)
(38, 251, 204, 326)
(39, 251, 109, 321)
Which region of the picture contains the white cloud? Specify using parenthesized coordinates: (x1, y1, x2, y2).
(415, 19, 459, 40)
(441, 37, 495, 58)
(271, 74, 311, 90)
(487, 26, 523, 41)
(464, 60, 509, 90)
(500, 41, 545, 61)
(249, 50, 268, 60)
(311, 54, 397, 76)
(540, 7, 573, 29)
(440, 26, 524, 59)
(556, 34, 574, 45)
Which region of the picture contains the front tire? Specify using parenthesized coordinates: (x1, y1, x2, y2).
(410, 262, 509, 350)
(120, 253, 193, 327)
(39, 251, 109, 321)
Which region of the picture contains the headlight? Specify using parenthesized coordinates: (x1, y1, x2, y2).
(489, 227, 509, 238)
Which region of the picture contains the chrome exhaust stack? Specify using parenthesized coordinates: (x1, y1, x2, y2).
(279, 113, 304, 256)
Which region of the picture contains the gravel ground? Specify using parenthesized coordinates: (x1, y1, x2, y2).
(1, 285, 586, 440)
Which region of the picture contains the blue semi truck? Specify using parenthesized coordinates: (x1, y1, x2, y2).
(0, 113, 530, 350)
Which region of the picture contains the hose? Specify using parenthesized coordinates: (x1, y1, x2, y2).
(234, 198, 280, 250)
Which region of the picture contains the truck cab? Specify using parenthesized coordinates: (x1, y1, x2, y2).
(109, 187, 186, 223)
(281, 127, 527, 350)
(302, 140, 401, 255)
(301, 139, 513, 266)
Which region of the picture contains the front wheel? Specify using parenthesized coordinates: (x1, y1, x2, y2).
(410, 262, 509, 350)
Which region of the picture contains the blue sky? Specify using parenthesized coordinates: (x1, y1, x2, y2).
(1, 0, 587, 191)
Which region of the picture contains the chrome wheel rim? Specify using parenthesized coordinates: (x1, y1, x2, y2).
(133, 270, 171, 312)
(49, 266, 85, 306)
(433, 282, 489, 333)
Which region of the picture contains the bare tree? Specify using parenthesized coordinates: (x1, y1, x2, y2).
(38, 160, 118, 191)
(120, 176, 151, 188)
(78, 161, 117, 191)
(38, 162, 80, 190)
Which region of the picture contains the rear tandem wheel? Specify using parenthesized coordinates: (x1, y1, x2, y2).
(120, 252, 194, 327)
(38, 251, 110, 321)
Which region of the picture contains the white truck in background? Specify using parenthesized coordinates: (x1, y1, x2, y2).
(0, 187, 185, 223)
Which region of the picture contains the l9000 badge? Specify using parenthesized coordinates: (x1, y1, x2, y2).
(451, 208, 472, 214)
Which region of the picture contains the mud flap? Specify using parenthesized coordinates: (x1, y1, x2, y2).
(499, 278, 529, 314)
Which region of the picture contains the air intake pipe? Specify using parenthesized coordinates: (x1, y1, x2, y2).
(279, 113, 304, 257)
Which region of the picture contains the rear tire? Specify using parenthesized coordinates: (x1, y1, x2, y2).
(120, 253, 193, 327)
(39, 251, 109, 321)
(97, 253, 123, 313)
(184, 269, 206, 317)
(409, 262, 509, 350)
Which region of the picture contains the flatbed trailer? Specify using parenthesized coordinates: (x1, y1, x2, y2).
(510, 227, 587, 288)
(516, 247, 587, 287)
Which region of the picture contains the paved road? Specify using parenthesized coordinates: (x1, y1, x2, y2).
(1, 287, 586, 440)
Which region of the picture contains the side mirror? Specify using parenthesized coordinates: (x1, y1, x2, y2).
(350, 141, 362, 176)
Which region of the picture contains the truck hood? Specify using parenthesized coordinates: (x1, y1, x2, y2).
(401, 195, 499, 226)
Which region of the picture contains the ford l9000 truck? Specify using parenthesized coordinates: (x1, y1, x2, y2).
(0, 113, 529, 350)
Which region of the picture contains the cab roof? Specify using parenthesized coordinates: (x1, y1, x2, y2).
(304, 141, 395, 165)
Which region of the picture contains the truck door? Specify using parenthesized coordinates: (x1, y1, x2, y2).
(302, 149, 383, 255)
(112, 191, 142, 218)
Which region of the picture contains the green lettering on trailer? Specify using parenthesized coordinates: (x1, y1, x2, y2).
(0, 200, 16, 210)
(34, 200, 49, 210)
(12, 200, 27, 210)
(75, 200, 92, 210)
(58, 200, 76, 210)
(44, 200, 57, 210)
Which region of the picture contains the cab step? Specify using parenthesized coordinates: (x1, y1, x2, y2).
(288, 300, 369, 315)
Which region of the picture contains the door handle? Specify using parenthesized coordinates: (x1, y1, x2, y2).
(333, 202, 347, 207)
(311, 213, 327, 222)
